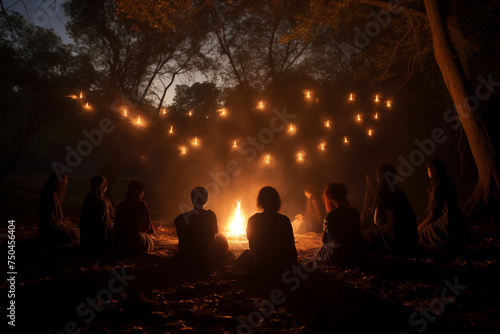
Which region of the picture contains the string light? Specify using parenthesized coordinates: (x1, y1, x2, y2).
(386, 100, 391, 107)
(356, 114, 362, 122)
(349, 93, 354, 101)
(325, 120, 331, 128)
(374, 112, 379, 119)
(265, 154, 271, 164)
(180, 146, 187, 155)
(297, 152, 304, 162)
(233, 140, 237, 148)
(375, 94, 380, 102)
(368, 129, 373, 136)
(306, 91, 311, 99)
(320, 142, 326, 151)
(343, 136, 349, 144)
(169, 125, 173, 134)
(258, 101, 264, 109)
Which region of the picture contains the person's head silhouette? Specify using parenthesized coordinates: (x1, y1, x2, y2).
(257, 186, 281, 212)
(191, 186, 209, 210)
(126, 181, 145, 201)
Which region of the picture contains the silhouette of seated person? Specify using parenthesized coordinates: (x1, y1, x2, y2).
(174, 186, 228, 266)
(362, 164, 418, 255)
(317, 183, 363, 266)
(294, 184, 324, 233)
(360, 171, 378, 230)
(79, 175, 114, 254)
(418, 159, 466, 248)
(38, 172, 80, 246)
(237, 186, 297, 273)
(113, 181, 155, 258)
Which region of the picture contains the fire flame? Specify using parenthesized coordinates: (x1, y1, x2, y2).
(79, 92, 83, 99)
(306, 91, 311, 99)
(227, 199, 246, 236)
(188, 110, 193, 116)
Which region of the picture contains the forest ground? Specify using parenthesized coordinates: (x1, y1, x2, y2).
(1, 180, 500, 334)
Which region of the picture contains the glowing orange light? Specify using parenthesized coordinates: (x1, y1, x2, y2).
(188, 110, 193, 117)
(289, 123, 294, 132)
(191, 136, 199, 147)
(258, 101, 264, 109)
(368, 129, 373, 136)
(297, 152, 304, 162)
(137, 116, 141, 124)
(325, 120, 331, 128)
(306, 91, 311, 99)
(66, 94, 78, 100)
(343, 136, 349, 144)
(227, 199, 246, 236)
(180, 146, 187, 155)
(356, 114, 362, 122)
(161, 108, 167, 115)
(233, 140, 237, 148)
(375, 94, 380, 102)
(386, 100, 391, 107)
(265, 154, 271, 164)
(374, 112, 379, 119)
(220, 107, 226, 116)
(123, 108, 127, 117)
(349, 93, 354, 101)
(320, 142, 326, 151)
(79, 92, 83, 99)
(169, 125, 173, 134)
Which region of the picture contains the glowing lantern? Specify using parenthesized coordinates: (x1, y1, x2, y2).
(349, 93, 354, 101)
(386, 100, 391, 107)
(375, 94, 380, 102)
(84, 102, 90, 109)
(343, 136, 349, 144)
(374, 112, 379, 119)
(227, 199, 245, 236)
(368, 129, 373, 136)
(79, 92, 83, 99)
(356, 114, 362, 122)
(169, 125, 173, 134)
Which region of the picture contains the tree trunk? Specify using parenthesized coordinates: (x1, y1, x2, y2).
(424, 0, 499, 212)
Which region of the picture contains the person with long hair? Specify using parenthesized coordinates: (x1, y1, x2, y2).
(294, 184, 324, 233)
(174, 186, 228, 266)
(113, 181, 155, 258)
(362, 164, 418, 255)
(38, 172, 79, 245)
(79, 175, 115, 254)
(360, 171, 378, 230)
(238, 186, 297, 273)
(317, 183, 363, 266)
(418, 159, 466, 247)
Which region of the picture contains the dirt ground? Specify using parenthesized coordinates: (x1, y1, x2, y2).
(1, 207, 500, 334)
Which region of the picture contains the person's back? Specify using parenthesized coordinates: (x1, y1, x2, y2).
(247, 211, 297, 268)
(175, 208, 218, 263)
(378, 185, 418, 254)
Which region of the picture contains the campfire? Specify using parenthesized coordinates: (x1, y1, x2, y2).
(226, 199, 247, 240)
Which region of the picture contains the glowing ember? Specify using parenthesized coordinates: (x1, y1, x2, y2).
(349, 93, 354, 101)
(343, 136, 349, 143)
(169, 125, 173, 134)
(84, 102, 90, 109)
(227, 199, 246, 236)
(374, 112, 379, 119)
(368, 129, 373, 136)
(356, 114, 362, 122)
(386, 100, 391, 107)
(375, 94, 380, 102)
